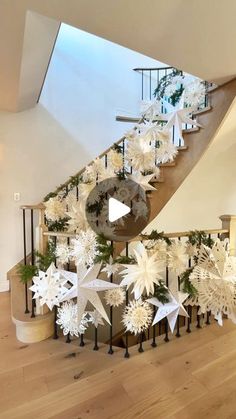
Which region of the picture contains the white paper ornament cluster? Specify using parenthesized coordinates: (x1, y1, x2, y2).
(189, 239, 236, 326)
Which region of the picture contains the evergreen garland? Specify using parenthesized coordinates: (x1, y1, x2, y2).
(94, 234, 113, 264)
(18, 241, 56, 283)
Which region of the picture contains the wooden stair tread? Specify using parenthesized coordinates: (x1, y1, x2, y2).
(192, 105, 212, 115)
(159, 162, 176, 167)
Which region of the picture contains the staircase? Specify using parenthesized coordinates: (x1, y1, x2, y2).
(8, 67, 236, 351)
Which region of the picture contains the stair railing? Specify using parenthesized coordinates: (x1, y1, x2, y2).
(36, 215, 235, 358)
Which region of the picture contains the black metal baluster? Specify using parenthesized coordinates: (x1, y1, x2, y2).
(124, 242, 130, 358)
(30, 209, 35, 318)
(138, 332, 144, 353)
(164, 266, 169, 342)
(206, 233, 212, 325)
(149, 70, 152, 100)
(176, 237, 181, 338)
(53, 306, 58, 339)
(141, 70, 144, 101)
(108, 241, 114, 354)
(151, 317, 157, 348)
(186, 257, 192, 333)
(53, 235, 57, 268)
(22, 209, 30, 314)
(80, 334, 85, 347)
(206, 311, 211, 325)
(66, 333, 71, 343)
(94, 327, 99, 351)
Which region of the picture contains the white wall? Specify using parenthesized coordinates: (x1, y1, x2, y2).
(0, 24, 162, 291)
(40, 24, 163, 155)
(146, 100, 236, 234)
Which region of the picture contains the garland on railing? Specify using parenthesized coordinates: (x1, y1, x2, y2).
(25, 226, 235, 341)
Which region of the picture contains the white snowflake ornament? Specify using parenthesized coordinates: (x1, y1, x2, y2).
(30, 263, 68, 310)
(189, 239, 236, 326)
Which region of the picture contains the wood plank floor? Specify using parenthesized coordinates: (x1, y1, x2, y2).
(1, 292, 236, 418)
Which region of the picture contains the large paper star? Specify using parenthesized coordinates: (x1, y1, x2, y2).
(162, 98, 202, 143)
(128, 173, 156, 201)
(147, 290, 189, 333)
(60, 264, 118, 326)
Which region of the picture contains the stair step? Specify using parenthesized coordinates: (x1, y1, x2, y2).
(183, 126, 199, 134)
(177, 146, 188, 151)
(192, 105, 212, 115)
(159, 162, 176, 167)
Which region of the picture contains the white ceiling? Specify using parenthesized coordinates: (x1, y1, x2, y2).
(1, 0, 236, 111)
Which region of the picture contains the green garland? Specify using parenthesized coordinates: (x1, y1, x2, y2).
(94, 234, 113, 264)
(18, 242, 56, 284)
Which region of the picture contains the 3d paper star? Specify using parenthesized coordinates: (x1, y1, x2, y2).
(88, 309, 105, 328)
(147, 290, 189, 333)
(60, 264, 118, 326)
(101, 256, 119, 278)
(128, 173, 156, 201)
(120, 242, 163, 299)
(162, 98, 202, 143)
(30, 263, 68, 310)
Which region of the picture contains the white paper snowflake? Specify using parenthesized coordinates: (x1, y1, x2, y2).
(56, 301, 90, 336)
(132, 199, 148, 221)
(120, 242, 164, 299)
(126, 137, 155, 172)
(44, 197, 66, 222)
(155, 141, 178, 164)
(66, 200, 88, 233)
(108, 149, 123, 171)
(122, 299, 153, 335)
(148, 239, 168, 263)
(101, 257, 119, 278)
(55, 243, 70, 265)
(29, 263, 68, 310)
(189, 239, 236, 325)
(184, 79, 206, 108)
(104, 287, 126, 307)
(70, 230, 98, 268)
(168, 241, 188, 275)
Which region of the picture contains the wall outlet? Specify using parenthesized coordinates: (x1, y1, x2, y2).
(14, 192, 21, 201)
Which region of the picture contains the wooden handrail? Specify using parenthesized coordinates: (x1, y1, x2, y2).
(43, 228, 229, 241)
(136, 228, 229, 241)
(20, 204, 45, 210)
(43, 231, 76, 238)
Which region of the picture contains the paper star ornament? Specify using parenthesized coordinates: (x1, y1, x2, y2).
(120, 242, 163, 299)
(61, 264, 118, 326)
(162, 98, 202, 143)
(147, 290, 189, 333)
(128, 173, 156, 201)
(189, 239, 236, 326)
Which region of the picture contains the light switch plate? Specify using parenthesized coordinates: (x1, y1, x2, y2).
(14, 192, 21, 201)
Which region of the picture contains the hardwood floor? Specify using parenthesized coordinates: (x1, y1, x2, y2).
(1, 292, 236, 418)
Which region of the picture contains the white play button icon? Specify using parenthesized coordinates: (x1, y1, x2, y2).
(108, 197, 131, 222)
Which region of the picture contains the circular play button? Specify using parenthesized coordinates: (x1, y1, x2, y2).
(85, 177, 150, 241)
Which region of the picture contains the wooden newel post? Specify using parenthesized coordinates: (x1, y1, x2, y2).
(219, 215, 236, 256)
(35, 204, 48, 255)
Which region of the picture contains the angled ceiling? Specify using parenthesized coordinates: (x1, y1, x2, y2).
(1, 0, 236, 111)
